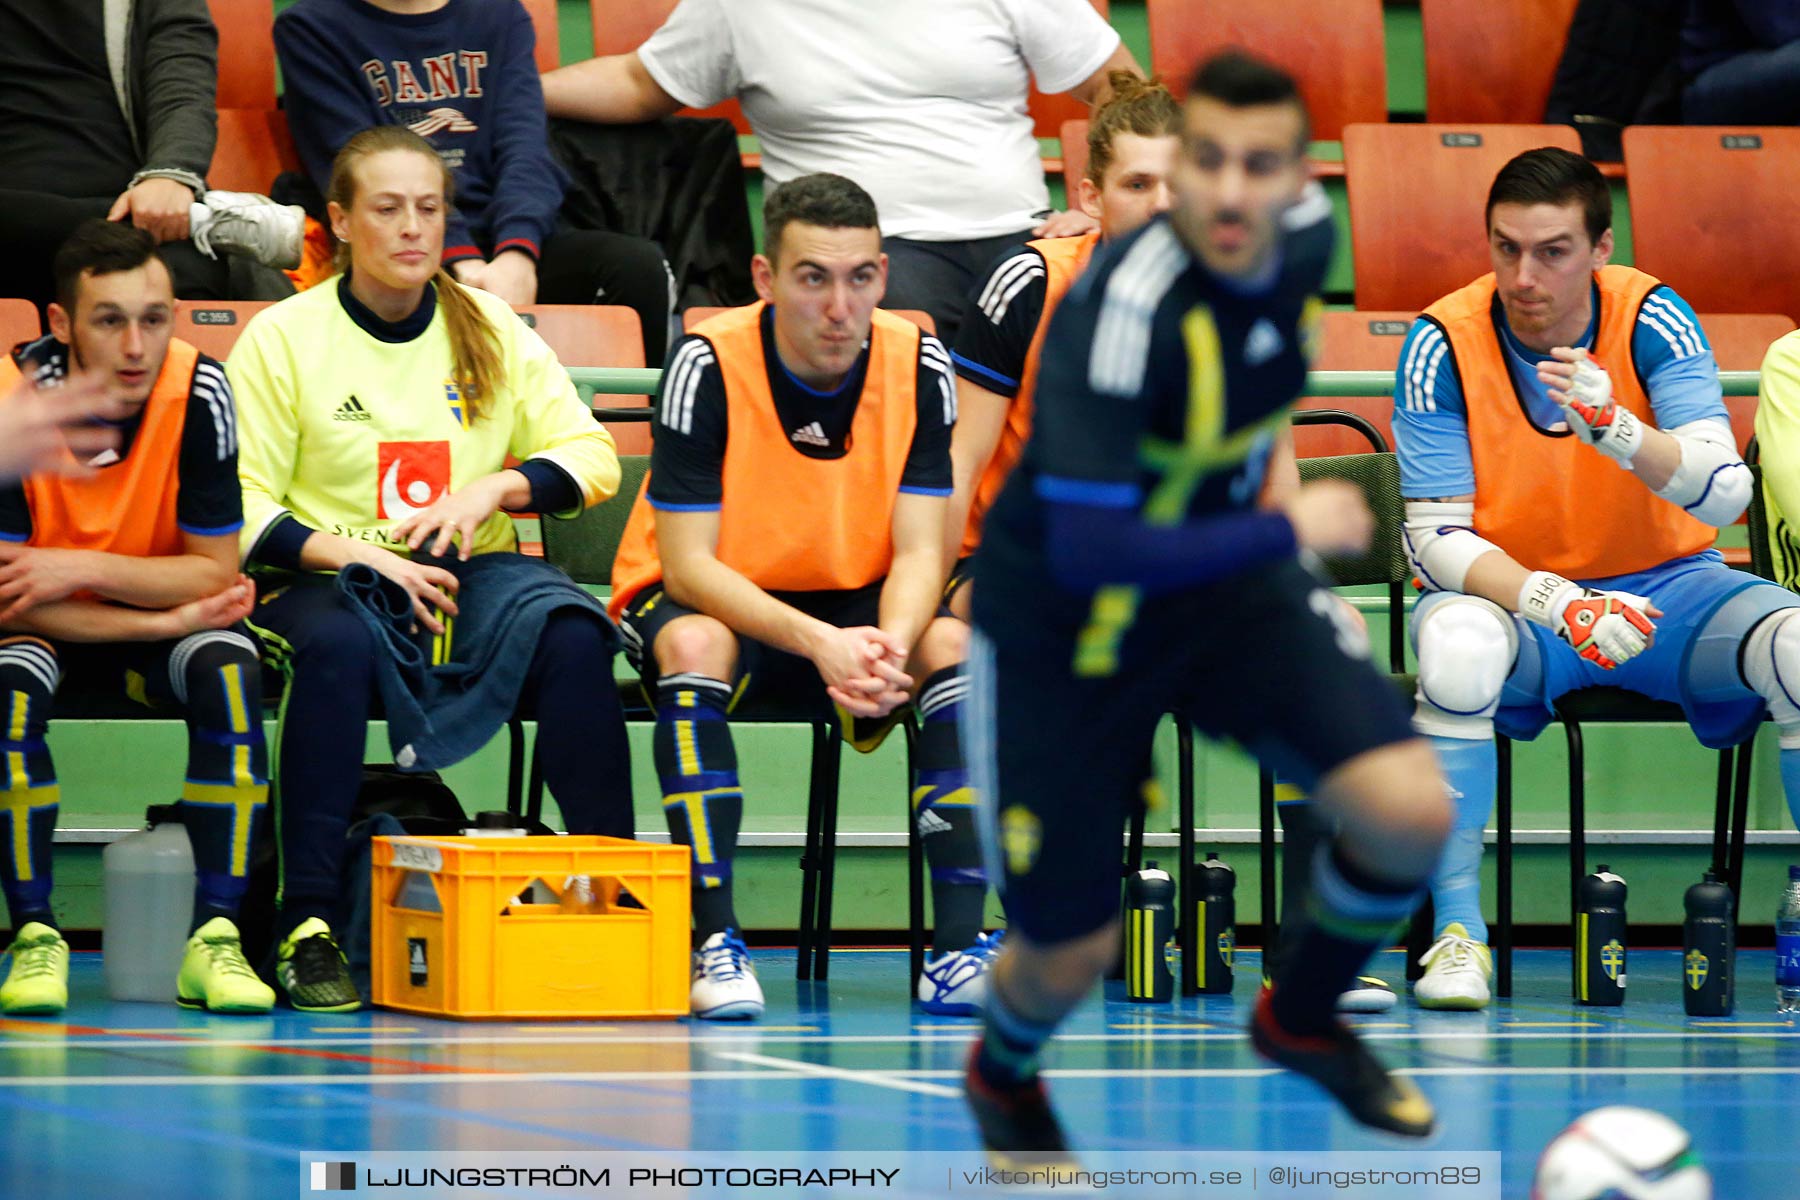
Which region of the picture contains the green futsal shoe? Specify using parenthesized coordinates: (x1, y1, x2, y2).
(0, 922, 69, 1015)
(177, 917, 276, 1014)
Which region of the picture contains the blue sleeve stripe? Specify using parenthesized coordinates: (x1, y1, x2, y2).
(0, 531, 26, 543)
(950, 351, 1018, 391)
(1034, 475, 1142, 508)
(899, 485, 953, 497)
(178, 520, 244, 536)
(647, 499, 722, 513)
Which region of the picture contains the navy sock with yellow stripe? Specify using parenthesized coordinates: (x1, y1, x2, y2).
(654, 674, 743, 942)
(0, 640, 59, 930)
(1267, 784, 1333, 980)
(1268, 843, 1421, 1036)
(169, 633, 270, 932)
(914, 666, 986, 955)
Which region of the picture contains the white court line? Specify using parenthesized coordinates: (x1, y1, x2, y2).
(2, 1029, 1796, 1051)
(710, 1051, 962, 1098)
(0, 1069, 794, 1088)
(4, 1064, 1800, 1089)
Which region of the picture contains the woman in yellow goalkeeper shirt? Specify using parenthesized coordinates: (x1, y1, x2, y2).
(228, 125, 631, 1013)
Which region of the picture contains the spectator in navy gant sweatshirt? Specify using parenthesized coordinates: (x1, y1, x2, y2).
(275, 0, 673, 362)
(1682, 0, 1800, 124)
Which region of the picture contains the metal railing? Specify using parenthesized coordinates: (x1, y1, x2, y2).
(570, 367, 1763, 400)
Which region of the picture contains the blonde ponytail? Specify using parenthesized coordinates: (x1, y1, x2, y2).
(432, 268, 504, 422)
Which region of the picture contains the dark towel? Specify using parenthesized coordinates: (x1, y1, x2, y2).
(335, 551, 615, 771)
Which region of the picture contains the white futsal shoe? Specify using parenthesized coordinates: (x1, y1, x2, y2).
(917, 931, 1004, 1016)
(691, 929, 764, 1020)
(1414, 922, 1493, 1011)
(1338, 975, 1399, 1013)
(189, 190, 305, 269)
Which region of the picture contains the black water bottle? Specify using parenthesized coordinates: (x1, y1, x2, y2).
(1683, 871, 1735, 1017)
(1575, 865, 1628, 1006)
(1125, 863, 1176, 1002)
(1194, 853, 1236, 994)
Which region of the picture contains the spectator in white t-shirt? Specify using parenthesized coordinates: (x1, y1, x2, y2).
(542, 0, 1138, 344)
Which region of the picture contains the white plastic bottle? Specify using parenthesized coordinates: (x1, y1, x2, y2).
(102, 806, 195, 1002)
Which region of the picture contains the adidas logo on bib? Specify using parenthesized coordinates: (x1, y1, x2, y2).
(789, 421, 830, 447)
(334, 396, 372, 422)
(1244, 319, 1284, 366)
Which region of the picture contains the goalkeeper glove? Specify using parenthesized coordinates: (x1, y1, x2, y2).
(1519, 570, 1657, 670)
(1555, 351, 1643, 465)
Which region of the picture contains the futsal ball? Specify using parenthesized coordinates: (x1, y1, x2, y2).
(1531, 1106, 1712, 1200)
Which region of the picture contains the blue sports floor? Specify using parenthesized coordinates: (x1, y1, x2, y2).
(1, 946, 1794, 1198)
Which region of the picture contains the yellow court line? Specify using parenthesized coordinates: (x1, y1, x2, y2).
(1109, 1023, 1220, 1031)
(1694, 1022, 1796, 1028)
(1502, 1022, 1601, 1028)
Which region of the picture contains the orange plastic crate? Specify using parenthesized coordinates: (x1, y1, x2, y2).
(371, 835, 690, 1020)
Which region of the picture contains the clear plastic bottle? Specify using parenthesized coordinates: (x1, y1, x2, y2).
(561, 874, 599, 913)
(1777, 866, 1800, 1014)
(102, 806, 195, 1002)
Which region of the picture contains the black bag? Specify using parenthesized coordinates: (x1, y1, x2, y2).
(331, 780, 557, 1003)
(239, 765, 472, 974)
(549, 115, 757, 310)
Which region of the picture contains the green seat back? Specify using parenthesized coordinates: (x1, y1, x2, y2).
(540, 455, 650, 586)
(1296, 451, 1408, 587)
(1746, 461, 1778, 584)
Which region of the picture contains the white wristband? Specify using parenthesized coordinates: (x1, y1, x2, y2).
(1594, 406, 1644, 466)
(1518, 570, 1578, 628)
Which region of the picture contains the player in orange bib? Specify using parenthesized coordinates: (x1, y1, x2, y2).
(609, 174, 992, 1020)
(945, 74, 1180, 604)
(0, 220, 270, 1016)
(1395, 148, 1798, 1010)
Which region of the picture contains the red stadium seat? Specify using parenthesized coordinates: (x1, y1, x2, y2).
(1146, 0, 1386, 141)
(1026, 0, 1111, 140)
(1061, 119, 1091, 192)
(208, 109, 302, 195)
(519, 304, 650, 454)
(1421, 0, 1578, 124)
(1702, 313, 1797, 455)
(1624, 127, 1800, 324)
(520, 0, 562, 74)
(0, 299, 41, 350)
(174, 301, 277, 360)
(588, 0, 751, 134)
(205, 0, 276, 110)
(1293, 311, 1415, 458)
(682, 307, 937, 335)
(1344, 123, 1582, 311)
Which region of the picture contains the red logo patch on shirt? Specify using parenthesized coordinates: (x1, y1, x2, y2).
(377, 440, 450, 519)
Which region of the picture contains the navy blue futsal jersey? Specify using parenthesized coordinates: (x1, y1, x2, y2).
(973, 206, 1332, 634)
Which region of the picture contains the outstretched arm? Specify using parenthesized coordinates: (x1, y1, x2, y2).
(541, 52, 684, 124)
